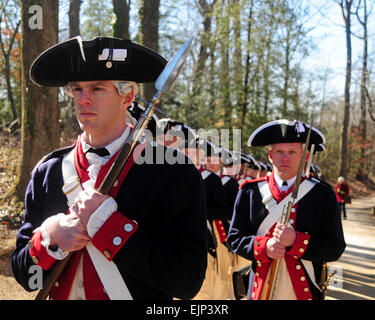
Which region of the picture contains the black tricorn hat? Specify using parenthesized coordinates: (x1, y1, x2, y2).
(309, 143, 326, 155)
(240, 153, 257, 169)
(165, 123, 197, 150)
(30, 36, 168, 87)
(221, 148, 240, 167)
(202, 139, 221, 157)
(248, 119, 326, 147)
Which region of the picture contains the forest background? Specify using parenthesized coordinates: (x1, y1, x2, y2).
(0, 0, 374, 226)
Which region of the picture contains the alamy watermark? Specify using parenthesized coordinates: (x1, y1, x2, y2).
(28, 5, 43, 30)
(28, 265, 43, 290)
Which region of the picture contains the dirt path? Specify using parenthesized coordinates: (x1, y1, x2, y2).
(326, 197, 375, 300)
(1, 196, 375, 300)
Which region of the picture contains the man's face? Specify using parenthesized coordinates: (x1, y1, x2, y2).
(268, 143, 306, 180)
(184, 148, 205, 167)
(244, 166, 254, 178)
(70, 80, 131, 137)
(206, 156, 221, 174)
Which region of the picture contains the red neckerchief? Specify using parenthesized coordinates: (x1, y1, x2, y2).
(74, 138, 121, 191)
(198, 164, 205, 172)
(267, 171, 306, 204)
(73, 125, 143, 199)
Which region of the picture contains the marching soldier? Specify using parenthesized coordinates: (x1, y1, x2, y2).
(11, 36, 208, 300)
(216, 148, 241, 299)
(180, 134, 228, 300)
(158, 118, 185, 149)
(237, 153, 257, 185)
(227, 119, 346, 300)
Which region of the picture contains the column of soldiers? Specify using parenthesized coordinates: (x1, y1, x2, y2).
(132, 109, 344, 300)
(129, 104, 340, 300)
(11, 35, 344, 301)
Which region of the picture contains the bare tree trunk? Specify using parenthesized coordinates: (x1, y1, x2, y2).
(240, 0, 254, 129)
(113, 0, 130, 39)
(218, 0, 231, 128)
(69, 0, 81, 38)
(356, 0, 368, 179)
(281, 31, 290, 118)
(67, 0, 82, 138)
(338, 0, 353, 177)
(0, 6, 21, 122)
(232, 0, 242, 127)
(138, 0, 160, 101)
(13, 0, 59, 200)
(189, 0, 215, 128)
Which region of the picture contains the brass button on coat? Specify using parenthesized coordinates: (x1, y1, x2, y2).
(103, 250, 111, 259)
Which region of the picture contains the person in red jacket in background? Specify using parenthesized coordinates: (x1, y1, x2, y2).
(335, 176, 350, 220)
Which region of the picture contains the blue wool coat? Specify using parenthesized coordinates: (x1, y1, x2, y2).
(11, 143, 208, 300)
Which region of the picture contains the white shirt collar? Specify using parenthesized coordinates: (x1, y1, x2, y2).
(81, 126, 131, 160)
(274, 173, 296, 191)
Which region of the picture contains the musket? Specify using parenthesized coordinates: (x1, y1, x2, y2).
(304, 144, 315, 177)
(35, 37, 193, 300)
(263, 122, 313, 300)
(320, 262, 337, 299)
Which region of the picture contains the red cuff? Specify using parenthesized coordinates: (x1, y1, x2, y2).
(28, 230, 57, 270)
(91, 211, 138, 261)
(253, 236, 271, 263)
(286, 231, 310, 259)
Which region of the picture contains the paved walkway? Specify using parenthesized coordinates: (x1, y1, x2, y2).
(326, 197, 375, 300)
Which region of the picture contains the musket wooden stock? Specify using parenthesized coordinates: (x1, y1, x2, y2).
(35, 252, 73, 300)
(264, 259, 280, 300)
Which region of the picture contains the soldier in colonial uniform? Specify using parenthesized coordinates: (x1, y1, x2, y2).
(11, 36, 208, 300)
(227, 119, 346, 300)
(180, 134, 228, 299)
(158, 118, 185, 149)
(237, 153, 257, 185)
